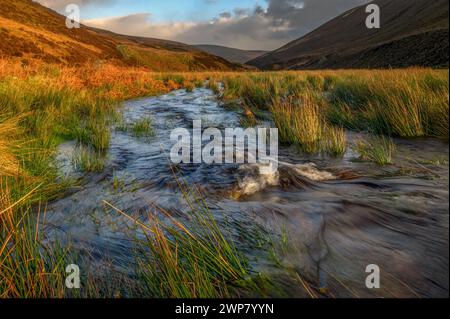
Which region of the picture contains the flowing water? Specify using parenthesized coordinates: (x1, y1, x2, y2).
(45, 88, 449, 298)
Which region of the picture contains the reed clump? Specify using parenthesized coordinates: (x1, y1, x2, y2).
(106, 175, 250, 298)
(355, 136, 396, 166)
(219, 69, 449, 142)
(271, 94, 347, 155)
(0, 183, 67, 298)
(0, 117, 22, 178)
(132, 117, 155, 139)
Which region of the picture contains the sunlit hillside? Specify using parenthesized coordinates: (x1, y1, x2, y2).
(0, 0, 239, 71)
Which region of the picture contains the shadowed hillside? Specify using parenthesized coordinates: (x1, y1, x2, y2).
(248, 0, 449, 70)
(0, 0, 240, 71)
(195, 44, 266, 64)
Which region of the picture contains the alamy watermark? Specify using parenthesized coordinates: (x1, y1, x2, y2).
(170, 120, 279, 174)
(65, 264, 80, 289)
(365, 264, 381, 289)
(65, 4, 80, 29)
(366, 4, 381, 29)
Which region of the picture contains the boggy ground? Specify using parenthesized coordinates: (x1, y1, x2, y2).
(0, 60, 448, 297)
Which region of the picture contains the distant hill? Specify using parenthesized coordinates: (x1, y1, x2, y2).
(195, 45, 267, 64)
(248, 0, 449, 70)
(0, 0, 240, 71)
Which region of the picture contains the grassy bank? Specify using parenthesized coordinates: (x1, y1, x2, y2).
(0, 59, 214, 297)
(0, 59, 214, 202)
(214, 69, 449, 154)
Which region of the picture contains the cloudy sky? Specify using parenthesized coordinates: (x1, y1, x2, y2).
(36, 0, 370, 50)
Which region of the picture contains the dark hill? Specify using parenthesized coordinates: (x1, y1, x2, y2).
(248, 0, 449, 69)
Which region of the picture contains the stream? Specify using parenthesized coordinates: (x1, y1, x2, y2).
(44, 88, 449, 298)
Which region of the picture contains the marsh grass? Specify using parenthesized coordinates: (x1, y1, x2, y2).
(112, 176, 125, 192)
(132, 117, 155, 139)
(271, 94, 347, 155)
(322, 125, 347, 157)
(0, 182, 142, 298)
(355, 136, 396, 165)
(0, 117, 22, 178)
(193, 79, 204, 88)
(75, 120, 111, 154)
(185, 83, 195, 93)
(105, 176, 250, 298)
(328, 71, 449, 138)
(207, 80, 220, 95)
(272, 94, 322, 153)
(0, 60, 448, 297)
(0, 75, 116, 196)
(0, 61, 202, 200)
(0, 62, 216, 297)
(0, 183, 68, 297)
(72, 146, 107, 173)
(145, 174, 249, 297)
(219, 70, 449, 142)
(116, 116, 156, 140)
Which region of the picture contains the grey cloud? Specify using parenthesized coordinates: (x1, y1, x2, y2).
(264, 0, 370, 35)
(218, 12, 232, 19)
(173, 0, 370, 49)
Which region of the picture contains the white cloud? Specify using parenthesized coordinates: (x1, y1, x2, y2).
(84, 13, 196, 40)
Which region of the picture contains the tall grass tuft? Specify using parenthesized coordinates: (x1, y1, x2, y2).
(75, 120, 111, 154)
(132, 117, 155, 139)
(279, 95, 322, 153)
(0, 183, 67, 297)
(207, 80, 221, 95)
(271, 94, 346, 155)
(105, 172, 250, 298)
(355, 136, 396, 166)
(72, 146, 107, 173)
(0, 117, 22, 177)
(322, 125, 347, 157)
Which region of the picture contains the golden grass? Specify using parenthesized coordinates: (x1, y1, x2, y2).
(0, 182, 68, 298)
(272, 94, 322, 152)
(216, 69, 448, 154)
(0, 59, 217, 99)
(0, 117, 22, 177)
(271, 94, 347, 155)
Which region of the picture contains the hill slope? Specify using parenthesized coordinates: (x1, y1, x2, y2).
(0, 0, 239, 71)
(248, 0, 449, 70)
(195, 45, 266, 64)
